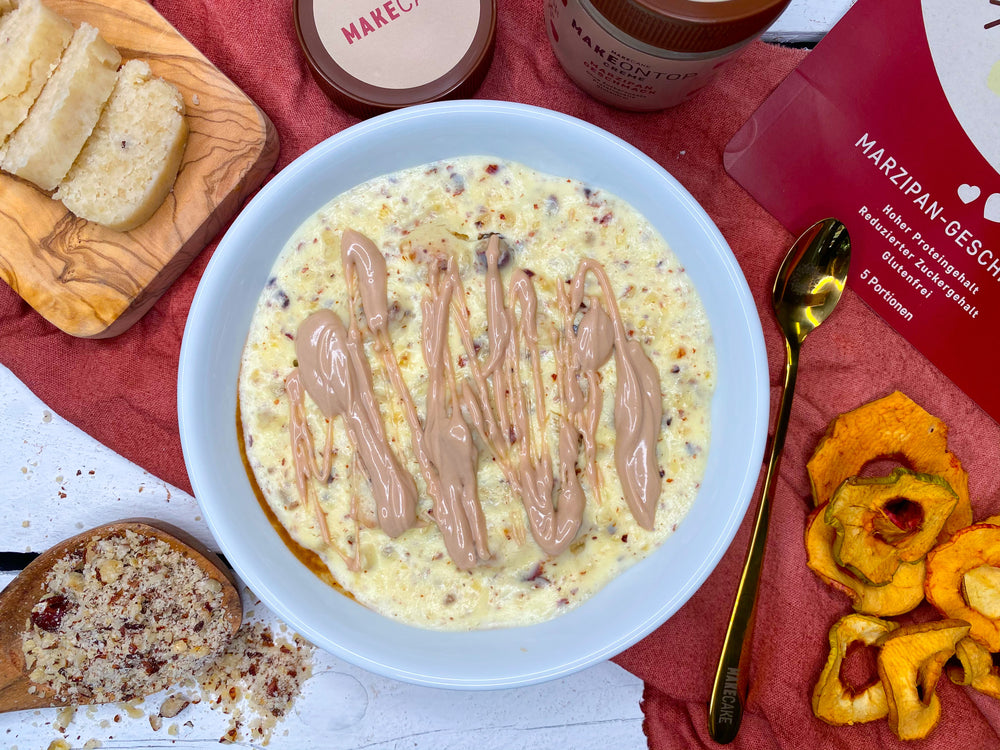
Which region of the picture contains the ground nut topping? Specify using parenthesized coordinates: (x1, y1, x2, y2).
(21, 530, 235, 703)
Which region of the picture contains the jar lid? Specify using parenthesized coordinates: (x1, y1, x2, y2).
(295, 0, 496, 118)
(589, 0, 792, 54)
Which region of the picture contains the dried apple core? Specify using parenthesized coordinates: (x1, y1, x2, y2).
(882, 497, 924, 535)
(841, 641, 881, 693)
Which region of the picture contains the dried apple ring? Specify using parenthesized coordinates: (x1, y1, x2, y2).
(876, 619, 970, 741)
(825, 468, 957, 585)
(947, 637, 1000, 699)
(807, 391, 971, 539)
(805, 505, 925, 617)
(925, 523, 1000, 650)
(812, 613, 899, 725)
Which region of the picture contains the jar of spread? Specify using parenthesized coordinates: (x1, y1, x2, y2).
(545, 0, 792, 111)
(295, 0, 496, 118)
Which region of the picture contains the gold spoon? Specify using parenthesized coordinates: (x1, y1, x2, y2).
(0, 519, 242, 713)
(708, 218, 851, 743)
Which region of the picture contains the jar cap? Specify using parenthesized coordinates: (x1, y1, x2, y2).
(295, 0, 496, 118)
(589, 0, 792, 53)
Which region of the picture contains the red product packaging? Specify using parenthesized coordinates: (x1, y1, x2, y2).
(725, 0, 1000, 421)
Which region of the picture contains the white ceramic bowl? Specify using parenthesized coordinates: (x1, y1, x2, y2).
(178, 100, 769, 689)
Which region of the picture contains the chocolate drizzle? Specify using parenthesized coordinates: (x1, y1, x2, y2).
(288, 228, 664, 567)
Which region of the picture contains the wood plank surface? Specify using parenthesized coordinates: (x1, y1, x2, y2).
(0, 0, 278, 338)
(765, 0, 855, 43)
(0, 363, 646, 750)
(0, 570, 646, 750)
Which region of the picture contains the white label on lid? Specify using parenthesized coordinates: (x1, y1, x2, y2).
(314, 0, 481, 90)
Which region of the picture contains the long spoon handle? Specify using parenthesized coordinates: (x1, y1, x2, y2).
(708, 338, 800, 743)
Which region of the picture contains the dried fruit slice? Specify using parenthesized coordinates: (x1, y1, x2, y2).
(825, 468, 957, 585)
(876, 619, 970, 741)
(807, 392, 971, 539)
(805, 505, 925, 616)
(947, 637, 1000, 699)
(963, 565, 1000, 619)
(812, 614, 899, 725)
(926, 523, 1000, 650)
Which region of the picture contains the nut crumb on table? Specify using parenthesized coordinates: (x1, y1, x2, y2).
(197, 621, 314, 744)
(41, 620, 314, 746)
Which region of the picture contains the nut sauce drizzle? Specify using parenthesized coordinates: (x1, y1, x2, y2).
(289, 229, 664, 567)
(477, 235, 586, 556)
(293, 308, 418, 539)
(570, 259, 663, 530)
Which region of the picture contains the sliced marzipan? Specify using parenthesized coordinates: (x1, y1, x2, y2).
(54, 59, 188, 231)
(0, 0, 74, 144)
(1, 23, 121, 190)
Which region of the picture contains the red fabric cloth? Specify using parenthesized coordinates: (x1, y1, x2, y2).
(3, 1, 999, 748)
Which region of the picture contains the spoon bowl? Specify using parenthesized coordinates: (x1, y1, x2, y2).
(773, 218, 851, 344)
(709, 218, 851, 743)
(0, 519, 242, 713)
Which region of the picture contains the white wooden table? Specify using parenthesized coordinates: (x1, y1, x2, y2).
(0, 2, 852, 747)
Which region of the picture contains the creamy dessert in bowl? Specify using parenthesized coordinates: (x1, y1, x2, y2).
(238, 156, 715, 630)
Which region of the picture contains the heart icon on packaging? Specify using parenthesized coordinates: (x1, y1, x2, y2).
(958, 183, 981, 204)
(984, 193, 1000, 223)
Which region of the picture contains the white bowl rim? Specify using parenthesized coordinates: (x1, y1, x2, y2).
(178, 99, 769, 689)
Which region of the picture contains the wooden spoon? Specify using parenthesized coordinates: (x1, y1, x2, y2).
(0, 519, 242, 713)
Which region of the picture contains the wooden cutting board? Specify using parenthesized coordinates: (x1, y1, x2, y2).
(0, 0, 279, 338)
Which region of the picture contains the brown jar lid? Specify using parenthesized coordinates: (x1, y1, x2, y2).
(589, 0, 792, 54)
(294, 0, 496, 118)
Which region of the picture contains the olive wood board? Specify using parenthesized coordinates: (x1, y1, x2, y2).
(0, 0, 279, 338)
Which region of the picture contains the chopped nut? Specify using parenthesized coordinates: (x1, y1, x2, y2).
(97, 558, 123, 583)
(159, 692, 190, 719)
(121, 702, 145, 719)
(54, 705, 76, 732)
